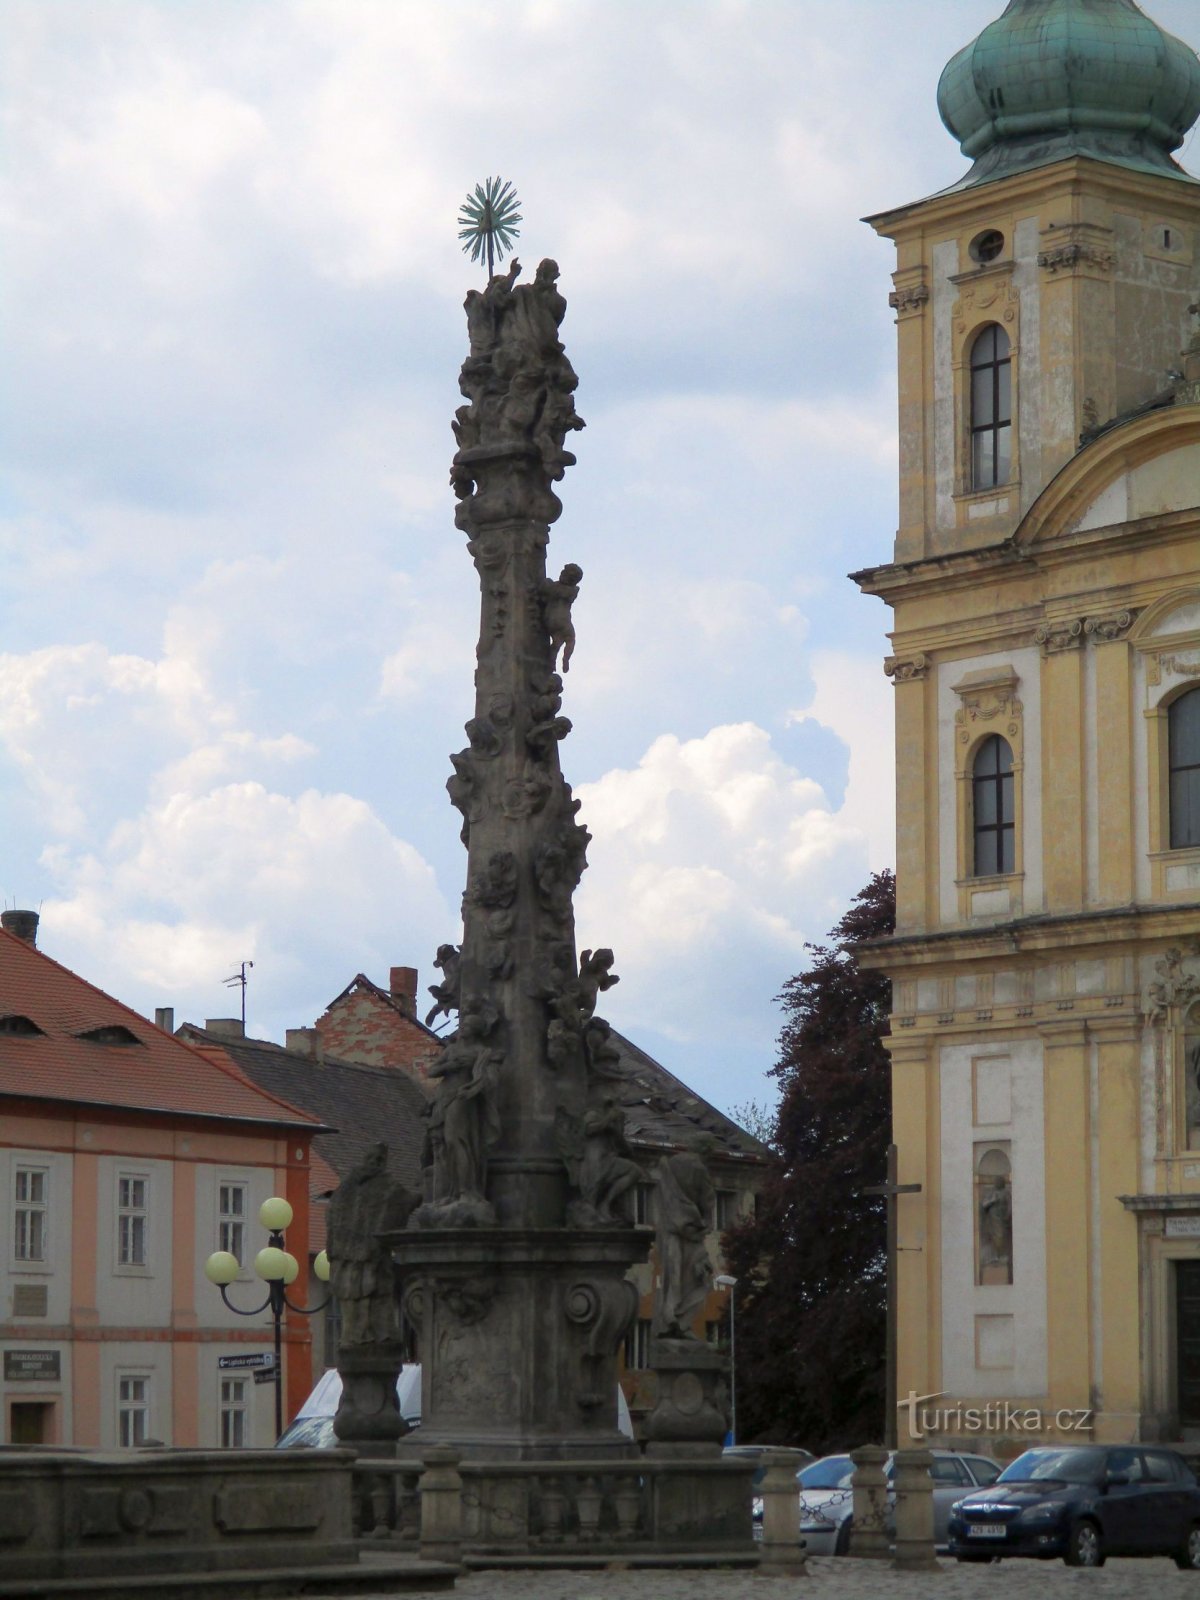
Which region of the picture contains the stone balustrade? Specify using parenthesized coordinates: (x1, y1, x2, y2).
(351, 1455, 758, 1559)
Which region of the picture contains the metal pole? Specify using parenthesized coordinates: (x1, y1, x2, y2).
(272, 1281, 283, 1440)
(729, 1281, 737, 1446)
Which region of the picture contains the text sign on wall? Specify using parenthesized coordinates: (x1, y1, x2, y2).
(1165, 1215, 1200, 1237)
(3, 1349, 61, 1382)
(218, 1352, 276, 1371)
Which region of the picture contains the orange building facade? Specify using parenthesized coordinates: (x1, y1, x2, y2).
(1, 916, 323, 1449)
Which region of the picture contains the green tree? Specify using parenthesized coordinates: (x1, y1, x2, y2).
(724, 870, 894, 1452)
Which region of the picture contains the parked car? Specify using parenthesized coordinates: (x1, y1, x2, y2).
(275, 1366, 634, 1448)
(799, 1448, 1002, 1556)
(727, 1446, 815, 1536)
(948, 1444, 1200, 1568)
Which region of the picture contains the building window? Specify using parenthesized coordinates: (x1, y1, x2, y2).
(220, 1377, 248, 1447)
(623, 1318, 652, 1371)
(970, 324, 1011, 490)
(634, 1182, 655, 1227)
(117, 1174, 148, 1267)
(972, 735, 1014, 875)
(218, 1182, 246, 1264)
(117, 1374, 150, 1447)
(14, 1166, 47, 1262)
(1170, 688, 1200, 849)
(714, 1189, 737, 1232)
(705, 1319, 725, 1346)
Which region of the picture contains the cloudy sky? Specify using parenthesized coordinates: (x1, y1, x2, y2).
(4, 0, 1199, 1119)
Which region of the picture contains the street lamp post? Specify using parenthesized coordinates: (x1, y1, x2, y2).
(715, 1272, 737, 1446)
(204, 1196, 331, 1441)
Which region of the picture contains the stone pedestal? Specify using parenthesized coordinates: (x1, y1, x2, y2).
(849, 1443, 890, 1558)
(891, 1446, 941, 1573)
(641, 1338, 729, 1454)
(333, 1341, 407, 1454)
(758, 1447, 808, 1574)
(389, 1227, 644, 1460)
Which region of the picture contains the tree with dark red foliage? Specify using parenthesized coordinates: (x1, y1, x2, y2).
(724, 870, 894, 1454)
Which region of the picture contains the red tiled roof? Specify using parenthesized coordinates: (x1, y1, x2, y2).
(0, 930, 323, 1129)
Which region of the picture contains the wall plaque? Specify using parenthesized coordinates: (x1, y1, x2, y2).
(1165, 1215, 1200, 1238)
(3, 1349, 60, 1381)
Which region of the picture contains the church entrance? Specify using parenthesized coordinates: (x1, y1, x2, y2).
(1176, 1261, 1200, 1428)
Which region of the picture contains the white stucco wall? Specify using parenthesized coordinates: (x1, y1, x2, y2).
(940, 1036, 1049, 1397)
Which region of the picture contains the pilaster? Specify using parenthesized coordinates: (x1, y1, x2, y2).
(1041, 1019, 1092, 1411)
(1039, 631, 1086, 912)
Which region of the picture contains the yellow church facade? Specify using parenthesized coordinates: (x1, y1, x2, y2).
(855, 0, 1200, 1449)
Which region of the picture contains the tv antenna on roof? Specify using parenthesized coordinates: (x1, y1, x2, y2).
(223, 960, 254, 1029)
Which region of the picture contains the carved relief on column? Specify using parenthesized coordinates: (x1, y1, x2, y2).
(1083, 610, 1137, 644)
(889, 267, 930, 319)
(1145, 946, 1200, 1160)
(1034, 617, 1084, 655)
(1036, 221, 1115, 278)
(885, 653, 928, 684)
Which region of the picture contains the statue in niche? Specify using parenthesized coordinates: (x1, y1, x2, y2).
(977, 1154, 1013, 1285)
(578, 949, 619, 1018)
(1186, 1018, 1200, 1149)
(652, 1148, 715, 1341)
(425, 1004, 502, 1205)
(425, 944, 461, 1028)
(327, 1143, 418, 1347)
(540, 563, 582, 672)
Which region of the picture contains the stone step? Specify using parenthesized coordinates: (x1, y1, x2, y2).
(0, 1554, 459, 1600)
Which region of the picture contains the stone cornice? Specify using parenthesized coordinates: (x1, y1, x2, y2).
(855, 899, 1200, 973)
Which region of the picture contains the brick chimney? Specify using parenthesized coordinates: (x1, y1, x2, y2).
(1, 910, 38, 946)
(389, 966, 418, 1018)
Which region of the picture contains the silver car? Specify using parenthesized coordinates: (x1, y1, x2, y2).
(799, 1448, 1002, 1555)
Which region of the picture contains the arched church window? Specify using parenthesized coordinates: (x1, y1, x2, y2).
(972, 734, 1014, 876)
(970, 324, 1011, 490)
(975, 1146, 1012, 1286)
(1169, 688, 1200, 849)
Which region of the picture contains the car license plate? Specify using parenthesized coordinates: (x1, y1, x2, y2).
(968, 1524, 1006, 1539)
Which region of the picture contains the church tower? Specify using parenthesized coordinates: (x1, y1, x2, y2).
(855, 0, 1200, 1447)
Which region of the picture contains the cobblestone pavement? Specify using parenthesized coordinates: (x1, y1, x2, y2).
(335, 1554, 1200, 1598)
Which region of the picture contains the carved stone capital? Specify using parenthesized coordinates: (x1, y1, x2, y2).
(888, 283, 929, 318)
(1035, 618, 1084, 654)
(884, 653, 928, 684)
(1037, 243, 1115, 275)
(1083, 609, 1137, 643)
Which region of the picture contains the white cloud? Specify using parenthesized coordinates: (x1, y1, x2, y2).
(790, 648, 896, 872)
(574, 722, 868, 1049)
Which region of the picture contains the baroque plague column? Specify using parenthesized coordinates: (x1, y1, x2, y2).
(388, 259, 647, 1459)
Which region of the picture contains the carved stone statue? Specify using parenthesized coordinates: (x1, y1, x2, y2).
(425, 1006, 502, 1207)
(425, 943, 462, 1028)
(327, 1143, 417, 1347)
(652, 1149, 715, 1341)
(540, 564, 582, 672)
(577, 948, 619, 1018)
(979, 1173, 1013, 1275)
(576, 1094, 640, 1225)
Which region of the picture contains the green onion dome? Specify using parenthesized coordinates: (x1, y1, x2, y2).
(938, 0, 1200, 188)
